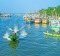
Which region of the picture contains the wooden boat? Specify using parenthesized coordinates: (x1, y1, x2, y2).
(42, 17, 48, 24)
(43, 31, 60, 37)
(24, 17, 29, 21)
(42, 19, 48, 24)
(34, 18, 41, 24)
(24, 16, 34, 24)
(25, 18, 34, 24)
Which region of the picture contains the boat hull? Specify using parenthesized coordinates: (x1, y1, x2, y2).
(8, 35, 18, 41)
(44, 32, 60, 37)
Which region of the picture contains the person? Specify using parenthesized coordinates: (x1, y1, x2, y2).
(12, 32, 16, 41)
(12, 32, 16, 37)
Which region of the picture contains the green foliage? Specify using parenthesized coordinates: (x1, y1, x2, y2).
(56, 5, 60, 16)
(38, 5, 60, 16)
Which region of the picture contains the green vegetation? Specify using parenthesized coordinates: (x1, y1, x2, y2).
(38, 5, 60, 16)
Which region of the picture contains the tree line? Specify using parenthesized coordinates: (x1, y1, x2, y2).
(38, 5, 60, 17)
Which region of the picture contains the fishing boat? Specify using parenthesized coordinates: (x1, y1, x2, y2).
(23, 14, 29, 21)
(42, 17, 48, 24)
(26, 17, 34, 24)
(34, 18, 41, 24)
(24, 17, 29, 21)
(24, 15, 34, 24)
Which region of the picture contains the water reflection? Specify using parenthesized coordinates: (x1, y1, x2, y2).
(44, 34, 60, 41)
(9, 40, 19, 49)
(34, 24, 40, 29)
(26, 24, 31, 29)
(42, 24, 47, 28)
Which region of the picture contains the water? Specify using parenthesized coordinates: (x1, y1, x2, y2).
(0, 16, 60, 56)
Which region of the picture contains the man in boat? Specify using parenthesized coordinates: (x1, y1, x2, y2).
(12, 32, 17, 41)
(12, 32, 16, 37)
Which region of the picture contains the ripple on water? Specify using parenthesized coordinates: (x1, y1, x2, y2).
(0, 16, 60, 56)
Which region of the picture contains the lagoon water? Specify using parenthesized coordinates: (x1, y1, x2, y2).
(0, 16, 60, 56)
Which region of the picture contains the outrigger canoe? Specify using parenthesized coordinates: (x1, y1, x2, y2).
(8, 35, 19, 41)
(43, 32, 60, 37)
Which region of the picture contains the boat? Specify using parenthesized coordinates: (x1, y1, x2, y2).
(25, 19, 34, 24)
(42, 17, 48, 24)
(24, 15, 34, 24)
(24, 17, 29, 21)
(1, 13, 11, 17)
(34, 18, 41, 24)
(43, 31, 60, 37)
(8, 33, 19, 41)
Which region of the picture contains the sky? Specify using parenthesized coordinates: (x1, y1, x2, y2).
(0, 0, 60, 13)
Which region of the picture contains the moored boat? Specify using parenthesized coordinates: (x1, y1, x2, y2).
(34, 18, 41, 24)
(42, 17, 48, 24)
(1, 13, 11, 17)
